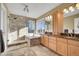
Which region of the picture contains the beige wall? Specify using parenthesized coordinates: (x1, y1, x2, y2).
(64, 14, 79, 33)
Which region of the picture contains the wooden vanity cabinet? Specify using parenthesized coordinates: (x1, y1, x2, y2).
(68, 40, 79, 56)
(41, 34, 79, 56)
(57, 38, 68, 55)
(49, 36, 57, 51)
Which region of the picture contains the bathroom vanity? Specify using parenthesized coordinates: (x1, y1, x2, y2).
(41, 34, 79, 56)
(26, 35, 41, 47)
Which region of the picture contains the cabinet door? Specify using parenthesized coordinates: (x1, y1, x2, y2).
(41, 36, 43, 44)
(68, 40, 79, 56)
(49, 37, 56, 51)
(41, 36, 44, 45)
(44, 35, 49, 47)
(57, 38, 67, 56)
(68, 45, 79, 56)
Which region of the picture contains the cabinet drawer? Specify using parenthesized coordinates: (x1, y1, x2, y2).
(57, 38, 67, 43)
(68, 40, 79, 47)
(49, 39, 56, 44)
(49, 37, 56, 41)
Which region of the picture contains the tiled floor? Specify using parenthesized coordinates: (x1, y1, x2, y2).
(1, 43, 58, 56)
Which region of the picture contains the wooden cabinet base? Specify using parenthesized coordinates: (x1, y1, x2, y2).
(41, 35, 79, 56)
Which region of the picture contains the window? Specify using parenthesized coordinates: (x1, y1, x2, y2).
(26, 20, 35, 33)
(36, 15, 53, 34)
(36, 18, 45, 34)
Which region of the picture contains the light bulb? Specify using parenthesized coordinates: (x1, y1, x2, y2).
(48, 16, 50, 20)
(49, 15, 52, 19)
(63, 9, 69, 13)
(76, 3, 79, 9)
(69, 6, 75, 12)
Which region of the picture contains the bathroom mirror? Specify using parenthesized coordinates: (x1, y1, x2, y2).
(64, 14, 79, 34)
(63, 7, 79, 34)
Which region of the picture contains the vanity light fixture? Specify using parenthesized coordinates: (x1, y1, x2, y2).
(63, 9, 69, 13)
(49, 15, 52, 19)
(45, 16, 51, 21)
(63, 3, 79, 14)
(48, 16, 50, 20)
(69, 6, 75, 12)
(76, 3, 79, 9)
(48, 16, 52, 21)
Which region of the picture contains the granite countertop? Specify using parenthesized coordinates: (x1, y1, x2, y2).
(44, 34, 79, 41)
(58, 36, 79, 41)
(26, 36, 41, 39)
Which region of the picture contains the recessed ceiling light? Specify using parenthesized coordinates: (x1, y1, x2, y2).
(63, 9, 69, 13)
(45, 16, 51, 21)
(76, 3, 79, 9)
(69, 6, 75, 12)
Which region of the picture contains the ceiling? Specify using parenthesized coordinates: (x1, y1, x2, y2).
(5, 3, 61, 18)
